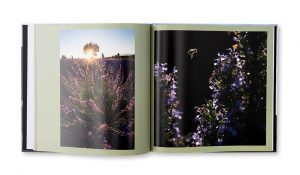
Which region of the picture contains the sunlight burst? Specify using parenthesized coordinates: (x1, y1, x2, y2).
(85, 49, 97, 59)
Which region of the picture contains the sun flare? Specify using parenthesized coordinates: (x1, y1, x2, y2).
(85, 49, 97, 59)
(83, 42, 100, 60)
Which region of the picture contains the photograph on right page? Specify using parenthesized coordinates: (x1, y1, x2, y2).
(154, 30, 268, 147)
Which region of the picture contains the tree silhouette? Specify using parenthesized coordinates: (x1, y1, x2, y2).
(83, 42, 100, 58)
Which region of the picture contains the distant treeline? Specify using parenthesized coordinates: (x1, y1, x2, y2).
(61, 54, 135, 60)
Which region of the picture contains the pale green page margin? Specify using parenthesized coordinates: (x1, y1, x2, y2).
(35, 24, 151, 155)
(151, 24, 275, 153)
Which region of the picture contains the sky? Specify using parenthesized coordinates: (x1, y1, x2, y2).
(60, 29, 135, 58)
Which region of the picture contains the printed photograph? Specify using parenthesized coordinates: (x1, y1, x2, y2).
(60, 29, 135, 150)
(154, 31, 267, 147)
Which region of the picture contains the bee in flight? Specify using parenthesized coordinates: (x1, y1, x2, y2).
(187, 48, 198, 59)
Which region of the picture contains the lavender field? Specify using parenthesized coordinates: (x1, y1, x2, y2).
(60, 57, 135, 150)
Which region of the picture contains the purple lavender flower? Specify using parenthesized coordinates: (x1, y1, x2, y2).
(154, 62, 184, 146)
(172, 109, 183, 119)
(192, 32, 253, 146)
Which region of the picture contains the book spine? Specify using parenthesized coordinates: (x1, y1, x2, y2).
(273, 25, 278, 152)
(21, 25, 33, 152)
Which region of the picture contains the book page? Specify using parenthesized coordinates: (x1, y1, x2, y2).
(35, 24, 150, 155)
(152, 24, 275, 152)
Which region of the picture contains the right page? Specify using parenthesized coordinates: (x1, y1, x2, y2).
(152, 24, 276, 152)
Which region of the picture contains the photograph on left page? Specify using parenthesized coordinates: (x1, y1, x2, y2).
(60, 29, 135, 150)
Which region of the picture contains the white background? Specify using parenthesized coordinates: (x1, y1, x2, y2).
(0, 0, 298, 174)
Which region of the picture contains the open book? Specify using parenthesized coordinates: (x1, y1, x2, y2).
(22, 24, 277, 155)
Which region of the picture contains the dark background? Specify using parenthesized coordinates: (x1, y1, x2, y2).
(154, 31, 234, 146)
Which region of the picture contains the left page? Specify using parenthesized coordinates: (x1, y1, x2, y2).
(33, 24, 150, 155)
